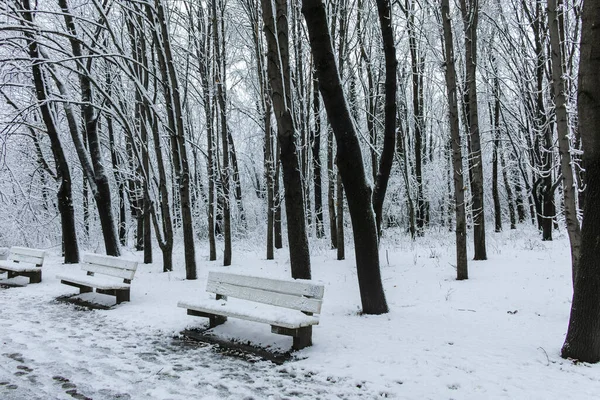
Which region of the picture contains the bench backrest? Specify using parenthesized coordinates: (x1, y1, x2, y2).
(206, 271, 325, 314)
(81, 253, 138, 283)
(9, 247, 46, 267)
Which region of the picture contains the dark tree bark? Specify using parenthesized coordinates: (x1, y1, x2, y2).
(211, 0, 232, 266)
(303, 0, 388, 314)
(327, 127, 338, 249)
(274, 149, 283, 249)
(334, 0, 348, 260)
(336, 171, 344, 260)
(459, 0, 487, 260)
(491, 67, 502, 233)
(371, 0, 397, 237)
(261, 0, 311, 279)
(500, 145, 517, 229)
(441, 0, 468, 280)
(312, 72, 325, 239)
(561, 0, 600, 363)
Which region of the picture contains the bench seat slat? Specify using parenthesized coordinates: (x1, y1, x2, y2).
(82, 263, 135, 281)
(83, 253, 138, 271)
(0, 260, 41, 273)
(56, 274, 131, 290)
(209, 271, 324, 299)
(9, 247, 46, 260)
(177, 299, 320, 329)
(206, 281, 322, 314)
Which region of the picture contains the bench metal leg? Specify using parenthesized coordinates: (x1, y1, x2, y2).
(209, 315, 227, 328)
(116, 289, 130, 304)
(79, 286, 93, 294)
(292, 326, 312, 350)
(272, 325, 313, 350)
(25, 270, 42, 284)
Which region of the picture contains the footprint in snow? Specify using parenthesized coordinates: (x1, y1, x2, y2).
(4, 353, 24, 363)
(14, 365, 33, 376)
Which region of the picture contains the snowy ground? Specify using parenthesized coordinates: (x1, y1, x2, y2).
(0, 227, 599, 399)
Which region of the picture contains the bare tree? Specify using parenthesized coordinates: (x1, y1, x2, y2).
(303, 0, 388, 314)
(371, 0, 397, 237)
(548, 0, 581, 283)
(441, 0, 468, 280)
(261, 0, 311, 279)
(58, 0, 121, 256)
(459, 0, 486, 260)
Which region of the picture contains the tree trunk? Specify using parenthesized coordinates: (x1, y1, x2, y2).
(459, 0, 487, 260)
(336, 171, 345, 260)
(548, 0, 581, 284)
(500, 145, 517, 229)
(303, 0, 388, 314)
(274, 142, 283, 249)
(441, 0, 468, 280)
(212, 0, 232, 267)
(192, 2, 217, 262)
(491, 68, 502, 233)
(312, 72, 325, 239)
(404, 0, 426, 234)
(561, 0, 600, 362)
(372, 0, 397, 237)
(262, 0, 311, 279)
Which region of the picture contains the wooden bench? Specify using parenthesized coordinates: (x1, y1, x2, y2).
(178, 271, 325, 350)
(0, 247, 46, 284)
(56, 253, 138, 304)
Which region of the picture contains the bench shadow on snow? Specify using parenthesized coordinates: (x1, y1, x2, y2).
(54, 293, 115, 310)
(178, 328, 294, 365)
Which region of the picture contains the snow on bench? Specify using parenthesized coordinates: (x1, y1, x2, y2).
(57, 253, 138, 305)
(0, 247, 46, 284)
(178, 271, 325, 350)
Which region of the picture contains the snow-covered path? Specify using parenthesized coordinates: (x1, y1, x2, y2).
(0, 286, 372, 400)
(2, 229, 600, 399)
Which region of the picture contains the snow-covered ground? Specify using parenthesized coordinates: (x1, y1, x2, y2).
(0, 227, 598, 399)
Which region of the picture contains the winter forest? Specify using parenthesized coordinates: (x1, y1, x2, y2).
(1, 0, 600, 398)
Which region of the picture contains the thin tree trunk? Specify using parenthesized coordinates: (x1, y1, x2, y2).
(459, 0, 486, 260)
(336, 171, 344, 260)
(491, 68, 502, 233)
(549, 0, 581, 283)
(500, 146, 517, 229)
(372, 0, 397, 237)
(327, 126, 338, 248)
(441, 0, 468, 280)
(404, 0, 426, 234)
(212, 0, 232, 266)
(274, 148, 283, 249)
(312, 72, 325, 238)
